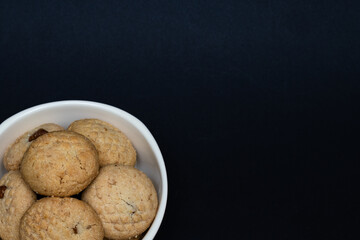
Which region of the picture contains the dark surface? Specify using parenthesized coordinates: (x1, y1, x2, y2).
(1, 1, 360, 239)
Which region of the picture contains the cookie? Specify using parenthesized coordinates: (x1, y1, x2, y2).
(3, 123, 64, 171)
(68, 119, 136, 167)
(82, 165, 158, 240)
(20, 130, 99, 197)
(0, 171, 36, 240)
(20, 197, 104, 240)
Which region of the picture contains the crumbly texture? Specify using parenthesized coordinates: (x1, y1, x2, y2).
(82, 165, 158, 240)
(3, 123, 64, 171)
(20, 197, 104, 240)
(68, 119, 136, 167)
(20, 131, 99, 197)
(0, 171, 36, 240)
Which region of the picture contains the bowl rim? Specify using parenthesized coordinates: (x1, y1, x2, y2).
(0, 100, 168, 240)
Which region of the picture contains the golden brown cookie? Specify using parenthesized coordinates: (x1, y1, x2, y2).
(3, 123, 64, 171)
(0, 171, 36, 240)
(68, 119, 136, 167)
(82, 165, 158, 240)
(20, 131, 99, 197)
(20, 197, 104, 240)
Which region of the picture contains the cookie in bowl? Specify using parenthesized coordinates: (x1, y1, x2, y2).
(0, 171, 36, 240)
(20, 197, 104, 240)
(82, 165, 158, 240)
(3, 123, 64, 171)
(68, 119, 136, 167)
(20, 131, 99, 197)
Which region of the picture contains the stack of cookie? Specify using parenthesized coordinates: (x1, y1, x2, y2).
(0, 119, 158, 240)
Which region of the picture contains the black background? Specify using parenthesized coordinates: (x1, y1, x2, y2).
(1, 1, 360, 239)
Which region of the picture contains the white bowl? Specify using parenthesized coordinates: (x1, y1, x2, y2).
(0, 100, 168, 240)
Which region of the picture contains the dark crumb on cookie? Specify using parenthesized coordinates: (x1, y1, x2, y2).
(28, 129, 48, 142)
(0, 185, 7, 199)
(73, 226, 78, 234)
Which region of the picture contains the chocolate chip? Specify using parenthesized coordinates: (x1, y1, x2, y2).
(73, 226, 78, 234)
(0, 185, 7, 199)
(29, 129, 48, 142)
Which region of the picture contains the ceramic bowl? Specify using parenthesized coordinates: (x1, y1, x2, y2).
(0, 100, 168, 240)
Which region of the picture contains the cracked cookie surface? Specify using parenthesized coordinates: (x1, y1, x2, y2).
(20, 197, 104, 240)
(0, 171, 36, 240)
(3, 123, 64, 171)
(82, 165, 158, 240)
(68, 119, 136, 167)
(20, 131, 99, 197)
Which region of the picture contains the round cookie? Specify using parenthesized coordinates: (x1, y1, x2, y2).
(3, 123, 64, 171)
(68, 119, 136, 167)
(20, 130, 99, 197)
(0, 171, 36, 240)
(82, 165, 158, 240)
(20, 197, 104, 240)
